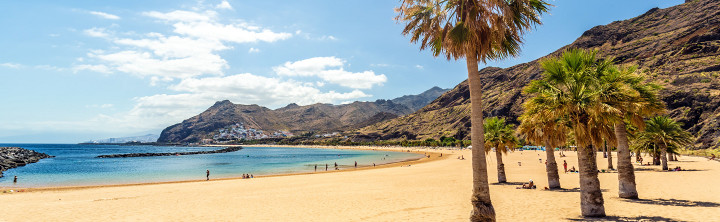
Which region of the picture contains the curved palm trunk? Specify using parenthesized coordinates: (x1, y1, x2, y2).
(467, 55, 495, 222)
(576, 128, 605, 217)
(495, 148, 506, 183)
(544, 140, 561, 189)
(660, 143, 669, 170)
(614, 123, 638, 199)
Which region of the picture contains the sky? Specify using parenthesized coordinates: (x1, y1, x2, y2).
(0, 0, 684, 143)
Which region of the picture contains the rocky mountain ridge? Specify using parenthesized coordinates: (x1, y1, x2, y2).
(352, 0, 720, 149)
(157, 87, 448, 143)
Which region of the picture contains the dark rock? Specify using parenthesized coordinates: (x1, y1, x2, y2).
(0, 147, 53, 178)
(96, 146, 242, 158)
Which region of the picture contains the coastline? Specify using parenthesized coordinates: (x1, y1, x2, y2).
(1, 145, 446, 192)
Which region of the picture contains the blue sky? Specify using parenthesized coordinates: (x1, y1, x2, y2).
(0, 0, 684, 143)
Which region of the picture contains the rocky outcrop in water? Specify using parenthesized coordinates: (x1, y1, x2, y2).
(96, 146, 242, 158)
(0, 147, 53, 178)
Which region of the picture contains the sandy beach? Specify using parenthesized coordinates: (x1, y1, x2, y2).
(1, 146, 718, 221)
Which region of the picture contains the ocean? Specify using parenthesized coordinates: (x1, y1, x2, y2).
(0, 144, 422, 188)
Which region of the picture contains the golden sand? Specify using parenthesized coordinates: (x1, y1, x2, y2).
(1, 147, 718, 221)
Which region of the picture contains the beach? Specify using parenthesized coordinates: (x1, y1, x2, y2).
(1, 147, 718, 221)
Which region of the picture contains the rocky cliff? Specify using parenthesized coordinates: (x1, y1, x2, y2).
(352, 0, 720, 149)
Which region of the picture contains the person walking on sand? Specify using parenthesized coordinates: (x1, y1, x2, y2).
(563, 160, 568, 173)
(206, 170, 210, 181)
(13, 175, 17, 183)
(354, 161, 357, 168)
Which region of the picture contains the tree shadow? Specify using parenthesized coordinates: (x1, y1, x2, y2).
(623, 198, 720, 207)
(547, 188, 609, 193)
(490, 182, 525, 186)
(566, 215, 685, 222)
(633, 168, 706, 172)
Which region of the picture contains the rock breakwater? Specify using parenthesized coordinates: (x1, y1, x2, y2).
(96, 146, 242, 158)
(0, 147, 53, 178)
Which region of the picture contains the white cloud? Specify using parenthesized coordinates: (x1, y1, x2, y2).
(248, 47, 260, 53)
(215, 0, 233, 10)
(73, 64, 112, 74)
(143, 10, 214, 22)
(320, 35, 337, 41)
(273, 57, 387, 89)
(89, 11, 120, 20)
(77, 7, 291, 80)
(83, 27, 110, 38)
(86, 104, 114, 108)
(415, 65, 424, 69)
(0, 63, 22, 69)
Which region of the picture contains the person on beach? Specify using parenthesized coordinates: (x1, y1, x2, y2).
(373, 163, 376, 167)
(315, 164, 317, 172)
(354, 161, 357, 168)
(326, 163, 328, 171)
(251, 174, 254, 178)
(206, 170, 210, 181)
(563, 160, 568, 173)
(521, 179, 535, 189)
(13, 175, 17, 183)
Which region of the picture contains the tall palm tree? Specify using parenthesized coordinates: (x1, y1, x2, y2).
(524, 49, 623, 217)
(396, 1, 549, 221)
(484, 117, 519, 183)
(633, 116, 693, 170)
(517, 107, 567, 189)
(605, 65, 664, 199)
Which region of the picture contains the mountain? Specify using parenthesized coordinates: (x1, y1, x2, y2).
(157, 87, 448, 143)
(391, 86, 450, 111)
(351, 0, 720, 149)
(84, 134, 159, 144)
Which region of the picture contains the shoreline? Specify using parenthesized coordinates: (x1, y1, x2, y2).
(1, 145, 446, 192)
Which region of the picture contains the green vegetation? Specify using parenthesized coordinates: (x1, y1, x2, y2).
(631, 116, 694, 170)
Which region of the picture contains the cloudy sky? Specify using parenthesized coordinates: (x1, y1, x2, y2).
(0, 0, 683, 143)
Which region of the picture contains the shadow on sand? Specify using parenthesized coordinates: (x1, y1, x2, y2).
(490, 182, 525, 186)
(567, 215, 685, 222)
(546, 188, 609, 193)
(633, 168, 706, 172)
(623, 198, 720, 207)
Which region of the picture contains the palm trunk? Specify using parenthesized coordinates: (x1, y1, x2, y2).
(495, 148, 506, 183)
(607, 150, 613, 169)
(603, 146, 607, 158)
(614, 123, 638, 199)
(544, 140, 561, 189)
(467, 55, 495, 222)
(576, 127, 605, 217)
(660, 143, 669, 170)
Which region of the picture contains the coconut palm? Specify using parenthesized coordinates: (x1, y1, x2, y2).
(517, 107, 568, 189)
(633, 116, 693, 170)
(524, 49, 624, 217)
(484, 117, 519, 183)
(396, 1, 549, 221)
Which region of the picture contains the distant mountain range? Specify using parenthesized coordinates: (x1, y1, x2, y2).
(157, 87, 449, 143)
(84, 134, 159, 144)
(350, 0, 720, 149)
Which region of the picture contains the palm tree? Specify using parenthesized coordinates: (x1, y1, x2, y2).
(396, 1, 549, 221)
(524, 49, 623, 217)
(633, 116, 693, 170)
(484, 117, 519, 183)
(606, 66, 664, 199)
(517, 107, 567, 189)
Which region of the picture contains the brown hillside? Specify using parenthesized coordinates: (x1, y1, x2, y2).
(352, 0, 720, 149)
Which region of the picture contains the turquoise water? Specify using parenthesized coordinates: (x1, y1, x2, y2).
(0, 144, 422, 188)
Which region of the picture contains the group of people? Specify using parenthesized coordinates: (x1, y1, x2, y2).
(242, 174, 253, 179)
(562, 160, 577, 173)
(457, 155, 465, 160)
(518, 179, 536, 189)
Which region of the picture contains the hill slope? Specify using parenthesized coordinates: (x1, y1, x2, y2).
(352, 0, 720, 149)
(157, 87, 448, 143)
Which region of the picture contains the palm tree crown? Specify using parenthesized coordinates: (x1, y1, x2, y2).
(484, 117, 518, 153)
(396, 0, 550, 61)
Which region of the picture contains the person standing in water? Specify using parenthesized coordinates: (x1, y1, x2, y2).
(315, 164, 317, 172)
(206, 170, 210, 181)
(325, 163, 328, 171)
